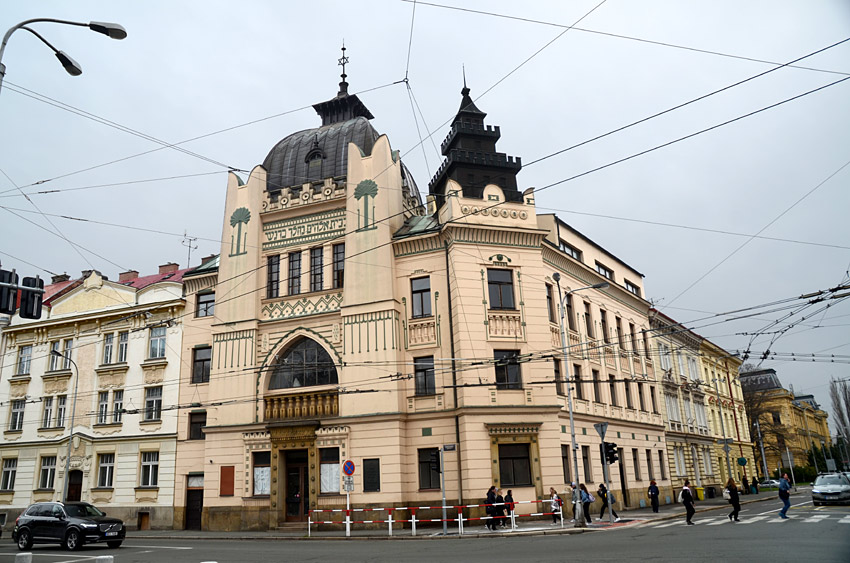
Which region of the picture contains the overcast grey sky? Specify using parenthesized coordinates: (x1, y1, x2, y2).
(1, 1, 848, 430)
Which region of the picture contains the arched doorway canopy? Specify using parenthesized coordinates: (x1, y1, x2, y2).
(268, 337, 338, 390)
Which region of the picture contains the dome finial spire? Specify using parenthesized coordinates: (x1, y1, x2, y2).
(461, 64, 469, 97)
(337, 41, 350, 96)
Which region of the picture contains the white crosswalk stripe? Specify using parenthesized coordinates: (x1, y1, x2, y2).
(802, 515, 830, 523)
(839, 516, 850, 524)
(705, 518, 730, 526)
(736, 515, 767, 524)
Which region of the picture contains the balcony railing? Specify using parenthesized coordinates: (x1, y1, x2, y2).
(264, 391, 339, 422)
(487, 310, 524, 340)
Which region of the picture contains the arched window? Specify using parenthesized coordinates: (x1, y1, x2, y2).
(268, 338, 338, 390)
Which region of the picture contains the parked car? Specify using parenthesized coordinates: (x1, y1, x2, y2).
(811, 473, 850, 506)
(759, 479, 780, 488)
(12, 501, 124, 551)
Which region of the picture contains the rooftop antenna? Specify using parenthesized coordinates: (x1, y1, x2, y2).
(181, 230, 198, 268)
(338, 41, 349, 95)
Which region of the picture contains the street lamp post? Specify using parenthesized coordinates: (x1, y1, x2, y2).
(553, 273, 608, 528)
(0, 18, 126, 94)
(51, 350, 79, 502)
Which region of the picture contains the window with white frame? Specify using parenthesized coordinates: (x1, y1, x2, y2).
(112, 390, 123, 423)
(117, 331, 128, 363)
(659, 343, 672, 371)
(624, 279, 641, 297)
(559, 240, 583, 261)
(676, 352, 686, 376)
(595, 261, 613, 280)
(665, 394, 681, 422)
(49, 341, 61, 371)
(702, 449, 713, 475)
(694, 402, 708, 429)
(9, 399, 25, 431)
(39, 456, 56, 489)
(140, 451, 159, 487)
(97, 453, 114, 488)
(1, 458, 17, 490)
(61, 339, 73, 369)
(42, 397, 54, 428)
(674, 447, 687, 476)
(320, 447, 340, 493)
(102, 333, 114, 364)
(687, 357, 699, 380)
(16, 345, 32, 375)
(149, 326, 167, 359)
(56, 396, 66, 427)
(683, 397, 693, 427)
(97, 391, 109, 424)
(144, 386, 162, 420)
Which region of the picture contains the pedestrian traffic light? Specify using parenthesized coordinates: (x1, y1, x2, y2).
(0, 266, 18, 314)
(19, 276, 44, 319)
(604, 442, 619, 465)
(430, 450, 441, 473)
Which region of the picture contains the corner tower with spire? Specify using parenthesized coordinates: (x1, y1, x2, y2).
(428, 80, 522, 207)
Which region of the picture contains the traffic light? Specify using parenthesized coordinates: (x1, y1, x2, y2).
(429, 450, 441, 473)
(604, 442, 619, 465)
(19, 276, 44, 319)
(0, 267, 18, 314)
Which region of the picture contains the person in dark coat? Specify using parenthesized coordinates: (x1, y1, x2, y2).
(681, 480, 696, 525)
(495, 489, 506, 528)
(598, 482, 619, 521)
(726, 478, 741, 521)
(504, 489, 515, 524)
(485, 486, 497, 530)
(741, 475, 749, 496)
(647, 480, 660, 513)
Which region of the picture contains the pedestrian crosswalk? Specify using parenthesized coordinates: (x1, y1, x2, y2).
(644, 513, 850, 528)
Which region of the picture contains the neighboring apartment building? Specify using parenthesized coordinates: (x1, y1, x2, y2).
(650, 310, 717, 495)
(0, 265, 187, 531)
(740, 368, 831, 473)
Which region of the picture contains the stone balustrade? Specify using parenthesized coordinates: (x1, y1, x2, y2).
(264, 391, 339, 422)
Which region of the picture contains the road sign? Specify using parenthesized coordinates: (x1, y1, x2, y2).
(443, 444, 456, 452)
(594, 422, 608, 439)
(342, 460, 355, 476)
(343, 475, 354, 492)
(723, 445, 731, 453)
(717, 438, 733, 444)
(737, 457, 748, 466)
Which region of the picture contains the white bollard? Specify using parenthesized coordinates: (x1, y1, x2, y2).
(15, 554, 32, 563)
(388, 509, 393, 537)
(411, 511, 417, 536)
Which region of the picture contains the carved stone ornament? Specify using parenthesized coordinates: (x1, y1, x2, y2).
(9, 380, 29, 398)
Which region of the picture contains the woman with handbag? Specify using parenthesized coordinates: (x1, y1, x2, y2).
(579, 484, 593, 523)
(725, 478, 741, 521)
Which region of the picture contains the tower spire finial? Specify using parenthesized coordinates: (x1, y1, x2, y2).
(461, 65, 469, 97)
(337, 41, 350, 96)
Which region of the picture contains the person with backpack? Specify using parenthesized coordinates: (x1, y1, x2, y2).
(598, 482, 620, 521)
(647, 480, 660, 513)
(778, 473, 792, 519)
(725, 478, 741, 522)
(680, 480, 695, 525)
(549, 487, 562, 524)
(579, 484, 593, 523)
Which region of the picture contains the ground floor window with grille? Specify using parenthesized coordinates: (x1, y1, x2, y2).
(39, 456, 56, 489)
(498, 443, 532, 487)
(140, 452, 159, 487)
(320, 448, 340, 493)
(418, 448, 440, 490)
(98, 453, 114, 488)
(1, 458, 17, 490)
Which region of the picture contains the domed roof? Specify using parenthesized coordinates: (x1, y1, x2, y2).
(262, 116, 380, 193)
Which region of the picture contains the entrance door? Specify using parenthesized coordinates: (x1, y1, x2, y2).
(186, 489, 203, 530)
(284, 449, 309, 522)
(617, 448, 629, 507)
(67, 470, 83, 502)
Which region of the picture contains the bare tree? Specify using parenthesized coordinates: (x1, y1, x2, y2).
(830, 377, 850, 439)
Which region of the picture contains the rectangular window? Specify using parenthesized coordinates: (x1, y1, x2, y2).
(144, 386, 162, 421)
(117, 332, 128, 363)
(554, 360, 564, 396)
(411, 277, 432, 318)
(643, 331, 650, 358)
(595, 261, 613, 280)
(624, 380, 634, 409)
(17, 345, 32, 375)
(310, 247, 323, 292)
(624, 279, 641, 297)
(38, 455, 56, 489)
(566, 293, 576, 331)
(39, 456, 56, 489)
(49, 341, 61, 371)
(192, 346, 212, 384)
(573, 364, 583, 400)
(363, 458, 381, 492)
(414, 356, 435, 396)
(141, 451, 159, 487)
(42, 397, 53, 428)
(583, 302, 594, 337)
(608, 375, 618, 406)
(637, 382, 646, 411)
(253, 452, 271, 495)
(687, 357, 699, 380)
(220, 466, 234, 496)
(267, 255, 280, 299)
(56, 396, 66, 427)
(632, 448, 641, 480)
(582, 445, 593, 482)
(629, 323, 637, 352)
(1, 458, 17, 490)
(102, 333, 114, 364)
(677, 352, 686, 377)
(112, 390, 123, 423)
(561, 444, 571, 483)
(332, 243, 345, 289)
(319, 448, 340, 493)
(188, 412, 206, 440)
(650, 386, 658, 413)
(616, 317, 624, 349)
(646, 449, 654, 480)
(62, 339, 73, 369)
(418, 448, 441, 489)
(665, 394, 681, 422)
(97, 453, 114, 488)
(10, 399, 25, 431)
(546, 284, 556, 323)
(197, 292, 215, 317)
(97, 391, 109, 424)
(658, 450, 666, 480)
(494, 350, 522, 390)
(702, 449, 712, 475)
(559, 240, 583, 261)
(592, 369, 601, 403)
(498, 443, 532, 487)
(487, 269, 515, 310)
(600, 310, 610, 343)
(659, 344, 672, 371)
(149, 326, 166, 359)
(287, 251, 301, 295)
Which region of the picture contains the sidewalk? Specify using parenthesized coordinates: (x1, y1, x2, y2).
(127, 488, 806, 541)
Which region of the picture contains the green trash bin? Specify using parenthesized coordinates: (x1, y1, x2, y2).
(695, 487, 705, 501)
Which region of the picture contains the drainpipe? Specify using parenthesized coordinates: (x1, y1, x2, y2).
(445, 240, 462, 504)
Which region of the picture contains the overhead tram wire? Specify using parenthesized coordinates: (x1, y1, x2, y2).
(403, 1, 850, 77)
(404, 0, 418, 80)
(0, 170, 225, 198)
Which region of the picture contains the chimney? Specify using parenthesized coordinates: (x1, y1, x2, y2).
(51, 273, 70, 284)
(200, 254, 217, 265)
(119, 270, 139, 283)
(159, 262, 179, 275)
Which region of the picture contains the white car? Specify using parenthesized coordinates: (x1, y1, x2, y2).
(812, 474, 850, 506)
(759, 479, 780, 488)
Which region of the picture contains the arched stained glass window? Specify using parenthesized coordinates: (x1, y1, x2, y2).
(268, 338, 338, 390)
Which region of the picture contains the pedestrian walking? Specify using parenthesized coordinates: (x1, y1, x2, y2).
(647, 480, 660, 513)
(549, 487, 562, 524)
(778, 473, 792, 519)
(495, 489, 506, 528)
(741, 475, 749, 496)
(504, 489, 515, 525)
(725, 478, 741, 522)
(579, 484, 592, 523)
(752, 479, 758, 494)
(680, 480, 695, 525)
(598, 482, 620, 521)
(485, 485, 497, 530)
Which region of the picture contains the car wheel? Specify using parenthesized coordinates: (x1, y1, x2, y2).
(813, 501, 821, 506)
(64, 528, 82, 551)
(16, 528, 33, 551)
(107, 541, 123, 548)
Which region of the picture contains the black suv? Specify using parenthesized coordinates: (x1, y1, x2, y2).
(12, 501, 124, 551)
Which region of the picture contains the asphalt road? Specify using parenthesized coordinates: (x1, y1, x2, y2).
(2, 502, 848, 563)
